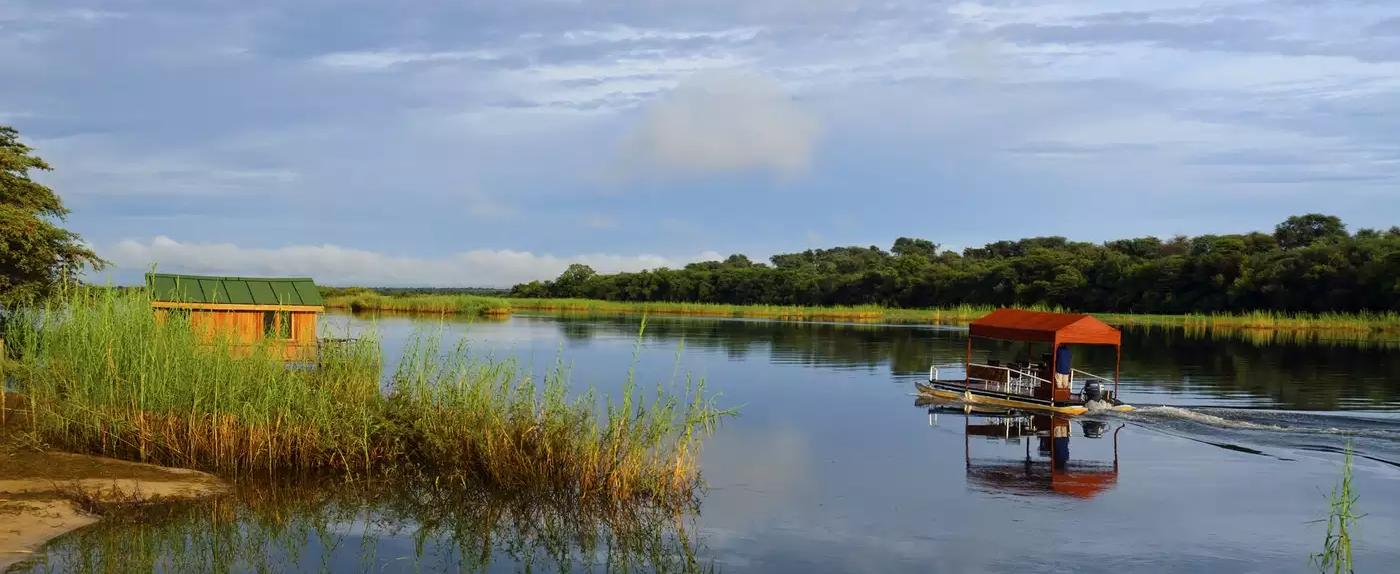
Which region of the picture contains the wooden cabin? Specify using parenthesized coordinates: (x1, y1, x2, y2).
(147, 273, 325, 361)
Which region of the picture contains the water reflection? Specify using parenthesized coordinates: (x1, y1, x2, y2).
(919, 399, 1122, 500)
(15, 479, 708, 573)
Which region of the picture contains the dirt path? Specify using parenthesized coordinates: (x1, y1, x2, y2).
(0, 447, 229, 572)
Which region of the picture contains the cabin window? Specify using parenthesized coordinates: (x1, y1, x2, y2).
(263, 311, 293, 339)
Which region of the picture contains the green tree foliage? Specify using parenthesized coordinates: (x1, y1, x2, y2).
(512, 214, 1399, 314)
(1275, 214, 1347, 250)
(0, 125, 105, 306)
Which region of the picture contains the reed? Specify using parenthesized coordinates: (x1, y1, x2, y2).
(386, 321, 727, 503)
(327, 291, 512, 317)
(1311, 444, 1362, 574)
(2, 289, 726, 505)
(3, 288, 387, 475)
(1100, 310, 1400, 334)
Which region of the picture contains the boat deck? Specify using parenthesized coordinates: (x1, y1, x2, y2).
(927, 378, 1090, 405)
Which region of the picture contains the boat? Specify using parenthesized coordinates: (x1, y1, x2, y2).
(919, 308, 1135, 416)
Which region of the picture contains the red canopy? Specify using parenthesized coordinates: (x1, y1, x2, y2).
(968, 308, 1121, 347)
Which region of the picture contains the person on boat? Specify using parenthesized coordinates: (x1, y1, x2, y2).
(1054, 345, 1072, 392)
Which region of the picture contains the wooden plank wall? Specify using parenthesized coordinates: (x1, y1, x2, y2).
(157, 308, 319, 362)
(288, 312, 317, 361)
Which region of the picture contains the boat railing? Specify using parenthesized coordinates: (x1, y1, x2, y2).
(930, 362, 1050, 396)
(1071, 368, 1113, 383)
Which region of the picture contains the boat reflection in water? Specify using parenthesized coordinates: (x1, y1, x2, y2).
(918, 397, 1123, 499)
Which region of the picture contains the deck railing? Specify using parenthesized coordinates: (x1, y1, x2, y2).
(1072, 368, 1113, 383)
(930, 362, 1050, 397)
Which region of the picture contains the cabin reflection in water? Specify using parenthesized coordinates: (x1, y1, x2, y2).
(920, 399, 1123, 499)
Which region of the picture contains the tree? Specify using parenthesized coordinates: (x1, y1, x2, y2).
(508, 214, 1398, 314)
(550, 263, 596, 297)
(0, 125, 105, 305)
(891, 237, 939, 259)
(1274, 214, 1346, 250)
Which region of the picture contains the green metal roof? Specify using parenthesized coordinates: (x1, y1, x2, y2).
(146, 273, 325, 306)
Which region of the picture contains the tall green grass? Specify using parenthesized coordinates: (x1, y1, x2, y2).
(1103, 310, 1400, 334)
(328, 290, 512, 316)
(1312, 444, 1362, 574)
(1, 289, 726, 505)
(3, 289, 387, 474)
(387, 326, 724, 502)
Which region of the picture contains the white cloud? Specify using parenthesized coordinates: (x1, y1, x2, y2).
(617, 72, 821, 178)
(311, 50, 497, 71)
(102, 236, 722, 287)
(558, 25, 762, 45)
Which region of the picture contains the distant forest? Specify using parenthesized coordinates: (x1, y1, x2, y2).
(510, 214, 1400, 314)
(322, 286, 510, 297)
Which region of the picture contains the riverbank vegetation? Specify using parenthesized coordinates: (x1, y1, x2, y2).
(510, 214, 1400, 315)
(1, 289, 726, 507)
(326, 292, 1400, 335)
(328, 290, 513, 316)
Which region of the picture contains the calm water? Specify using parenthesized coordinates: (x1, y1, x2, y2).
(22, 312, 1400, 573)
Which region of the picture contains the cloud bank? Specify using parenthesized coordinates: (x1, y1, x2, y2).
(619, 72, 820, 178)
(104, 236, 722, 287)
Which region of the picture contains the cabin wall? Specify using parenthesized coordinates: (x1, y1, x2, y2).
(155, 306, 320, 362)
(189, 310, 263, 347)
(287, 311, 317, 361)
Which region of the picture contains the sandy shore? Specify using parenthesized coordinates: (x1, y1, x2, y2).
(0, 448, 229, 572)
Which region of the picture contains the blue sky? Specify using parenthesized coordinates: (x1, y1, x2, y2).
(4, 0, 1398, 286)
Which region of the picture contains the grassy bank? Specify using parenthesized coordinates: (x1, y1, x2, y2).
(329, 290, 513, 316)
(325, 292, 1400, 334)
(1, 290, 726, 507)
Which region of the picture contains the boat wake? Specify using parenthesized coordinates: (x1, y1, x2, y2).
(1121, 405, 1400, 440)
(1131, 406, 1291, 432)
(1088, 405, 1400, 468)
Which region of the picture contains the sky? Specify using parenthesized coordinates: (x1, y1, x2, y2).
(3, 0, 1398, 287)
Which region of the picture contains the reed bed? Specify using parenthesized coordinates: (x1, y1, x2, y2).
(328, 291, 512, 317)
(387, 329, 725, 503)
(327, 291, 1400, 334)
(1, 290, 726, 506)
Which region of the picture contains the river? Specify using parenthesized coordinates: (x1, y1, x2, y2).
(18, 311, 1400, 573)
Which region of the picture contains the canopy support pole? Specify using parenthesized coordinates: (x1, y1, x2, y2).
(1114, 345, 1121, 398)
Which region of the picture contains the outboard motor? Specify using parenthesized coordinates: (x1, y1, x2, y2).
(1083, 380, 1105, 403)
(1082, 420, 1107, 438)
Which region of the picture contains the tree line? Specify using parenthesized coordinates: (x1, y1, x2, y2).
(511, 214, 1400, 314)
